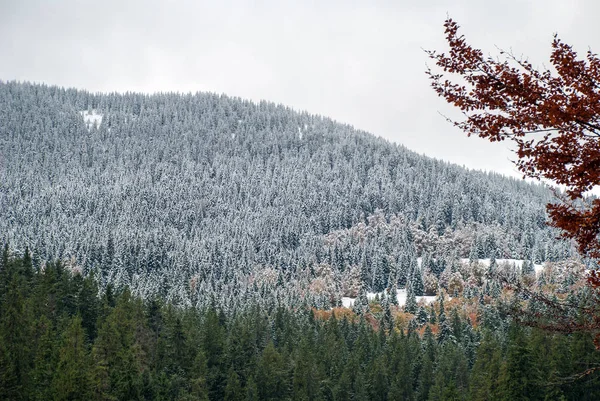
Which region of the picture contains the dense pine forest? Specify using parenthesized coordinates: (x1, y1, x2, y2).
(1, 250, 599, 400)
(0, 81, 577, 308)
(3, 81, 600, 400)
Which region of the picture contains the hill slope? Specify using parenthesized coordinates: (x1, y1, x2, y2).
(0, 81, 571, 306)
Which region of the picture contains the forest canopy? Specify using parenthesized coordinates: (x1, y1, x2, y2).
(1, 249, 599, 400)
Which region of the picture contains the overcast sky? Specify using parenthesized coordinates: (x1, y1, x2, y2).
(1, 0, 599, 179)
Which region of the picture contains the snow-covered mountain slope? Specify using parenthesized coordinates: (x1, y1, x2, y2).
(0, 81, 573, 307)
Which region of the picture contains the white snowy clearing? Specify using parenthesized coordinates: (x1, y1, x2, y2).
(80, 110, 103, 131)
(341, 258, 546, 309)
(457, 258, 545, 275)
(414, 257, 544, 275)
(342, 289, 437, 308)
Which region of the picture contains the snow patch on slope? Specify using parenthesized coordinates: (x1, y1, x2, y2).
(459, 258, 544, 275)
(341, 258, 547, 309)
(342, 289, 437, 308)
(80, 110, 103, 131)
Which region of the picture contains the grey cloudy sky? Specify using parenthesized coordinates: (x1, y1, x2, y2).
(1, 0, 599, 178)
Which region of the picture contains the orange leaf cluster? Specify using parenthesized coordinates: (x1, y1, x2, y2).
(426, 19, 600, 258)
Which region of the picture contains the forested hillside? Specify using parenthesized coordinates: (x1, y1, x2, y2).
(0, 81, 574, 307)
(1, 250, 599, 400)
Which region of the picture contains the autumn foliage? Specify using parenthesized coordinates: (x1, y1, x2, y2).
(427, 19, 600, 352)
(426, 19, 600, 267)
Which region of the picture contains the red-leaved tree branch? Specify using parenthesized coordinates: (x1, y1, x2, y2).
(426, 19, 600, 285)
